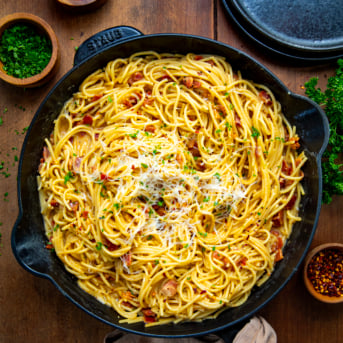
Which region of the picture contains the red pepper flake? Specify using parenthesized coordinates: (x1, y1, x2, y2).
(200, 290, 206, 294)
(100, 172, 109, 181)
(307, 248, 343, 297)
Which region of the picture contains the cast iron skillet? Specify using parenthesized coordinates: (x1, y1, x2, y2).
(12, 26, 329, 342)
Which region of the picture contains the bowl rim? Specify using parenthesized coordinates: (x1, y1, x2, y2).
(303, 242, 343, 303)
(0, 12, 59, 87)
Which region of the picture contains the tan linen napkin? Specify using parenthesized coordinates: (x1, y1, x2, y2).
(233, 316, 276, 343)
(104, 316, 276, 343)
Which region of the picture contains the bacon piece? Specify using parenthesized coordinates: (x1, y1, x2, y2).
(194, 55, 203, 60)
(128, 72, 144, 86)
(183, 76, 193, 88)
(104, 239, 120, 251)
(122, 301, 134, 309)
(43, 146, 50, 160)
(160, 279, 177, 297)
(281, 160, 293, 176)
(69, 201, 79, 212)
(91, 94, 103, 102)
(152, 203, 166, 216)
(236, 256, 247, 267)
(158, 74, 173, 82)
(50, 200, 59, 208)
(122, 251, 132, 267)
(82, 115, 93, 125)
(196, 160, 206, 171)
(73, 157, 82, 173)
(145, 125, 156, 133)
(144, 97, 154, 106)
(285, 194, 297, 210)
(235, 115, 242, 128)
(123, 97, 138, 108)
(271, 231, 284, 262)
(289, 136, 300, 150)
(187, 136, 201, 158)
(121, 290, 134, 301)
(176, 153, 183, 165)
(81, 211, 88, 219)
(193, 80, 201, 88)
(206, 59, 215, 66)
(272, 211, 283, 227)
(212, 251, 221, 260)
(259, 90, 272, 105)
(142, 308, 155, 317)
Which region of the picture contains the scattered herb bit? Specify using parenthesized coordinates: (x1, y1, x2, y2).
(0, 117, 3, 126)
(3, 192, 9, 202)
(64, 171, 74, 184)
(198, 231, 208, 238)
(203, 196, 210, 202)
(108, 96, 113, 103)
(214, 172, 221, 181)
(129, 130, 139, 138)
(0, 24, 52, 78)
(95, 242, 103, 250)
(141, 163, 148, 169)
(251, 126, 260, 138)
(113, 203, 120, 210)
(305, 59, 343, 204)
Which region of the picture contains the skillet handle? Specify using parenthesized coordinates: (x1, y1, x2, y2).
(74, 25, 144, 66)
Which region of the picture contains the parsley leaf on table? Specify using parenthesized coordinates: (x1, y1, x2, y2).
(305, 59, 343, 204)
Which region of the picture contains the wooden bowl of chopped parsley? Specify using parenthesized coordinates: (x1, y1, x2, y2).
(0, 12, 59, 87)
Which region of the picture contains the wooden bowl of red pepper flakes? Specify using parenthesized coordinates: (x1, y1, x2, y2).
(0, 12, 59, 88)
(303, 243, 343, 303)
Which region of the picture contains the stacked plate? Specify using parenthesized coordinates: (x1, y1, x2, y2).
(221, 0, 343, 62)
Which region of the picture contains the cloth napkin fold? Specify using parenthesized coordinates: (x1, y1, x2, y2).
(103, 316, 277, 343)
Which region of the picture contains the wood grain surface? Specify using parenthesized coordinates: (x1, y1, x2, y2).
(0, 1, 341, 343)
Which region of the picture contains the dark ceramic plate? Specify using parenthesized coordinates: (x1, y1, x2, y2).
(221, 0, 343, 62)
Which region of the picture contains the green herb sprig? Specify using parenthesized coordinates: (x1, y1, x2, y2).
(305, 59, 343, 204)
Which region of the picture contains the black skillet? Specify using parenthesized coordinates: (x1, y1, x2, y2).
(12, 26, 329, 342)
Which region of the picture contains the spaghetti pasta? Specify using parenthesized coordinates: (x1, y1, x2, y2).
(38, 52, 306, 325)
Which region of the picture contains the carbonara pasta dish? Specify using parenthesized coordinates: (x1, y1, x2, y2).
(38, 52, 306, 326)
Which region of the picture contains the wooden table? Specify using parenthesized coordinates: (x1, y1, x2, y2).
(0, 1, 342, 342)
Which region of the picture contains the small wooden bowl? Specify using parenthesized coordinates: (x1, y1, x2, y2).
(0, 13, 59, 88)
(303, 243, 343, 304)
(56, 0, 108, 12)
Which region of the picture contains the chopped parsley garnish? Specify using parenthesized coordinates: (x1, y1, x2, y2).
(0, 24, 52, 78)
(64, 171, 74, 184)
(251, 126, 260, 138)
(141, 163, 148, 169)
(95, 242, 103, 250)
(129, 130, 139, 138)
